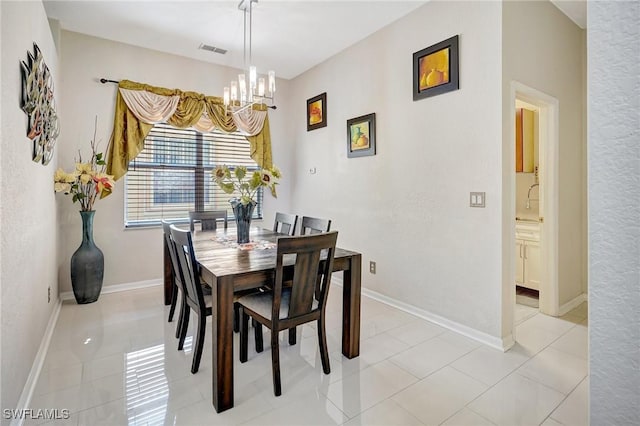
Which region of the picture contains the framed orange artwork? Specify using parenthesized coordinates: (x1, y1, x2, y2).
(347, 113, 376, 158)
(306, 92, 327, 131)
(413, 35, 459, 100)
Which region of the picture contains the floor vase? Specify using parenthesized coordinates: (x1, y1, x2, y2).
(71, 210, 104, 304)
(230, 198, 256, 244)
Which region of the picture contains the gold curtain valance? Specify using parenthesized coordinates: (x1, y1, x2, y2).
(106, 79, 273, 182)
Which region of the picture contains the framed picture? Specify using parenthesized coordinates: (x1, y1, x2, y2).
(306, 92, 327, 131)
(347, 113, 376, 158)
(413, 35, 459, 101)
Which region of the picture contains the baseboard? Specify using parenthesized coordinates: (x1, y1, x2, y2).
(11, 298, 62, 426)
(331, 276, 511, 351)
(558, 293, 587, 316)
(60, 278, 162, 301)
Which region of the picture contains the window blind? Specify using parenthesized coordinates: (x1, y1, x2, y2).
(124, 123, 263, 227)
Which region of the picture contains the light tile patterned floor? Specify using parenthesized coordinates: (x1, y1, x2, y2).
(26, 287, 588, 425)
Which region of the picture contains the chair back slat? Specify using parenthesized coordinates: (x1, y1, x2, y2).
(170, 225, 206, 310)
(162, 221, 182, 289)
(300, 216, 331, 235)
(289, 250, 322, 317)
(189, 210, 228, 232)
(273, 212, 298, 236)
(272, 232, 338, 321)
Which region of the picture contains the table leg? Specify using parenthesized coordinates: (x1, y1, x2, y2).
(342, 253, 361, 358)
(212, 276, 235, 412)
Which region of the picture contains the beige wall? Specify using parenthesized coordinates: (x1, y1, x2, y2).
(289, 1, 504, 339)
(0, 0, 59, 414)
(56, 31, 293, 293)
(502, 1, 586, 312)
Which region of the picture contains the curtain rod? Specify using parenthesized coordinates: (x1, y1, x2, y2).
(98, 78, 276, 109)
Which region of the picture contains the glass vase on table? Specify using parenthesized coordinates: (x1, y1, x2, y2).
(230, 198, 256, 244)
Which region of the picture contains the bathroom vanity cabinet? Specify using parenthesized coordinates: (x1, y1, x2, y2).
(515, 221, 540, 290)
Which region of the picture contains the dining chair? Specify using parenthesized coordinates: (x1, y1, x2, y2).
(170, 224, 217, 374)
(170, 225, 262, 373)
(189, 210, 228, 232)
(300, 216, 331, 235)
(299, 215, 333, 334)
(164, 220, 214, 336)
(237, 231, 339, 396)
(273, 212, 298, 236)
(162, 221, 182, 329)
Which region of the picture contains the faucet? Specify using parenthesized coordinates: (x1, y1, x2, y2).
(526, 183, 539, 209)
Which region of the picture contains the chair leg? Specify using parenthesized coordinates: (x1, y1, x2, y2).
(233, 303, 240, 333)
(175, 294, 186, 339)
(271, 330, 282, 396)
(240, 309, 249, 363)
(317, 318, 331, 374)
(191, 313, 206, 374)
(254, 320, 263, 353)
(288, 327, 297, 345)
(168, 281, 178, 322)
(177, 305, 190, 351)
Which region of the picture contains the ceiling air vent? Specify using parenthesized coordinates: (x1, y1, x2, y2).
(198, 43, 228, 55)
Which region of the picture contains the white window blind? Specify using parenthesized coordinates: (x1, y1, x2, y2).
(124, 123, 262, 227)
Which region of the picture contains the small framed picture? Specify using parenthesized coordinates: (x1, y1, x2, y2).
(347, 113, 376, 158)
(306, 92, 327, 131)
(413, 35, 459, 101)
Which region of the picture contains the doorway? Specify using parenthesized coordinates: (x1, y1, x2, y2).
(507, 82, 560, 345)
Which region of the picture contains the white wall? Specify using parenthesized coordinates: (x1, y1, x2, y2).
(588, 1, 640, 423)
(289, 1, 504, 338)
(0, 0, 59, 413)
(56, 31, 293, 293)
(502, 1, 586, 310)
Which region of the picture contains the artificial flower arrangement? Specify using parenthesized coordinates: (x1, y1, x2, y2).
(212, 164, 280, 205)
(54, 124, 115, 211)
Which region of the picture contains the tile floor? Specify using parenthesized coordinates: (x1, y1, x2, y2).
(27, 287, 588, 425)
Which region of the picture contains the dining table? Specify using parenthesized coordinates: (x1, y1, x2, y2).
(163, 226, 362, 413)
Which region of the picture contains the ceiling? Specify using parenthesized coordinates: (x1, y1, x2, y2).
(43, 0, 427, 80)
(43, 0, 586, 81)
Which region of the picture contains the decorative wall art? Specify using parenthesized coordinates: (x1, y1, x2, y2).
(20, 43, 60, 165)
(347, 113, 376, 158)
(413, 35, 459, 101)
(306, 92, 327, 131)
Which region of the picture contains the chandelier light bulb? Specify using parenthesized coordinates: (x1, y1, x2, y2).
(258, 78, 265, 97)
(223, 87, 230, 106)
(268, 70, 276, 95)
(238, 74, 247, 102)
(249, 66, 257, 90)
(230, 81, 238, 101)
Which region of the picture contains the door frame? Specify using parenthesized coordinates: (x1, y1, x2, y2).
(506, 81, 560, 343)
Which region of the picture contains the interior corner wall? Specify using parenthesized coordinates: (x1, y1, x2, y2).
(502, 0, 586, 308)
(56, 31, 292, 294)
(289, 1, 503, 337)
(588, 1, 640, 423)
(0, 0, 59, 414)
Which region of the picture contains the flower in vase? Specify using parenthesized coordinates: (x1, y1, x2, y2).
(212, 164, 280, 205)
(54, 119, 115, 211)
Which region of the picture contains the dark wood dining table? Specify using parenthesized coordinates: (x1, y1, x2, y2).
(163, 226, 362, 413)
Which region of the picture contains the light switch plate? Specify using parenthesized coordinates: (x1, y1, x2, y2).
(470, 192, 486, 207)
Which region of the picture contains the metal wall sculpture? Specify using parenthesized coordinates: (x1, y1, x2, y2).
(20, 43, 60, 165)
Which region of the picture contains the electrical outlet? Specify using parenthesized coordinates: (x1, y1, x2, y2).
(369, 261, 376, 274)
(48, 286, 51, 303)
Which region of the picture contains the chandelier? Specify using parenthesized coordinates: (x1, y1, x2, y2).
(223, 0, 276, 115)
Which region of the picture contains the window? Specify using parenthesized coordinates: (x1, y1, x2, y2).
(124, 123, 262, 227)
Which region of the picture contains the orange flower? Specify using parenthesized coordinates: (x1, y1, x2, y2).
(93, 173, 115, 194)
